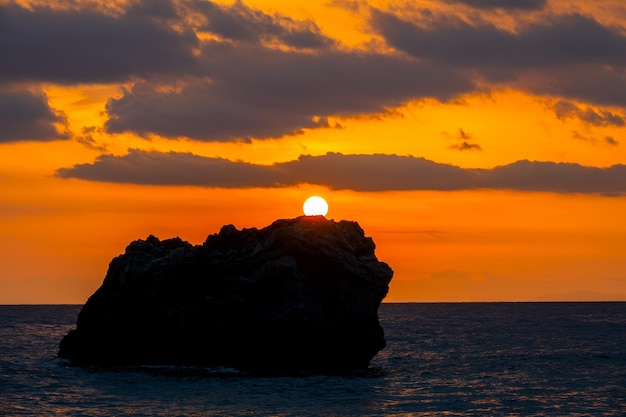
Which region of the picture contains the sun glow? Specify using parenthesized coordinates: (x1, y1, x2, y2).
(303, 196, 329, 216)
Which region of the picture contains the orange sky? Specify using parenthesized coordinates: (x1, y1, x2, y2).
(1, 0, 626, 303)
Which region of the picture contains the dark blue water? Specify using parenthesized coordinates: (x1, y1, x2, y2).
(1, 303, 625, 416)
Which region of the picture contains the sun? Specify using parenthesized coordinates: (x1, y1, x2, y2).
(303, 196, 329, 216)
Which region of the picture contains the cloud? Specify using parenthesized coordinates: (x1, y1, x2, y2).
(104, 44, 473, 141)
(57, 149, 283, 186)
(4, 0, 626, 144)
(445, 129, 482, 151)
(56, 150, 626, 195)
(0, 1, 475, 142)
(442, 0, 547, 10)
(450, 141, 482, 151)
(605, 137, 619, 146)
(75, 127, 108, 151)
(0, 0, 334, 86)
(458, 128, 472, 141)
(188, 0, 335, 49)
(370, 9, 626, 107)
(481, 159, 626, 194)
(0, 1, 200, 84)
(530, 64, 626, 108)
(372, 11, 626, 70)
(553, 100, 625, 127)
(0, 89, 69, 143)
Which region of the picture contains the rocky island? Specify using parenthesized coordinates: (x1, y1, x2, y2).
(59, 216, 393, 374)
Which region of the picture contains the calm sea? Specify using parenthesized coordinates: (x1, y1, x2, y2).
(1, 303, 625, 416)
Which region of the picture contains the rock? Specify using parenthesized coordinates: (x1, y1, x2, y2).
(58, 216, 393, 374)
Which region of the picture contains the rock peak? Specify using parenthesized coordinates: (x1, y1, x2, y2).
(59, 217, 393, 374)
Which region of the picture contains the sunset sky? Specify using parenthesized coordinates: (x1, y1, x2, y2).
(2, 0, 626, 303)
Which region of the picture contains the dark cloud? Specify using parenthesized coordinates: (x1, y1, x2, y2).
(578, 108, 624, 126)
(443, 0, 547, 10)
(371, 11, 626, 69)
(553, 100, 625, 126)
(56, 149, 283, 186)
(605, 137, 619, 146)
(281, 153, 475, 191)
(0, 89, 69, 143)
(0, 0, 334, 85)
(75, 127, 108, 151)
(105, 44, 473, 141)
(0, 1, 474, 142)
(189, 0, 335, 49)
(483, 160, 626, 194)
(445, 129, 482, 151)
(450, 141, 482, 151)
(4, 0, 626, 144)
(458, 128, 474, 140)
(126, 0, 180, 19)
(534, 65, 626, 108)
(0, 2, 199, 84)
(57, 150, 626, 195)
(371, 9, 626, 106)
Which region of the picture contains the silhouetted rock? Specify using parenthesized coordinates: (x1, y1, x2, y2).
(59, 216, 393, 374)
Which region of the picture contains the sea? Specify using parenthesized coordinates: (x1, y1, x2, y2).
(1, 303, 625, 416)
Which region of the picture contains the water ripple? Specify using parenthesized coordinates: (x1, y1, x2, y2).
(1, 303, 625, 416)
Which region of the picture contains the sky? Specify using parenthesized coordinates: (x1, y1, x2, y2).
(1, 0, 626, 303)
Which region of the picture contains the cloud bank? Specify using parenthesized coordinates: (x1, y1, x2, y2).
(0, 89, 69, 143)
(371, 9, 626, 107)
(56, 150, 626, 195)
(3, 0, 624, 143)
(0, 1, 199, 84)
(552, 100, 625, 127)
(444, 0, 547, 10)
(104, 47, 472, 141)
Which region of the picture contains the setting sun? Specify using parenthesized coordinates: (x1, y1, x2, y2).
(303, 196, 329, 216)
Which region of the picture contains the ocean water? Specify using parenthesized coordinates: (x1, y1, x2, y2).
(1, 303, 625, 416)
